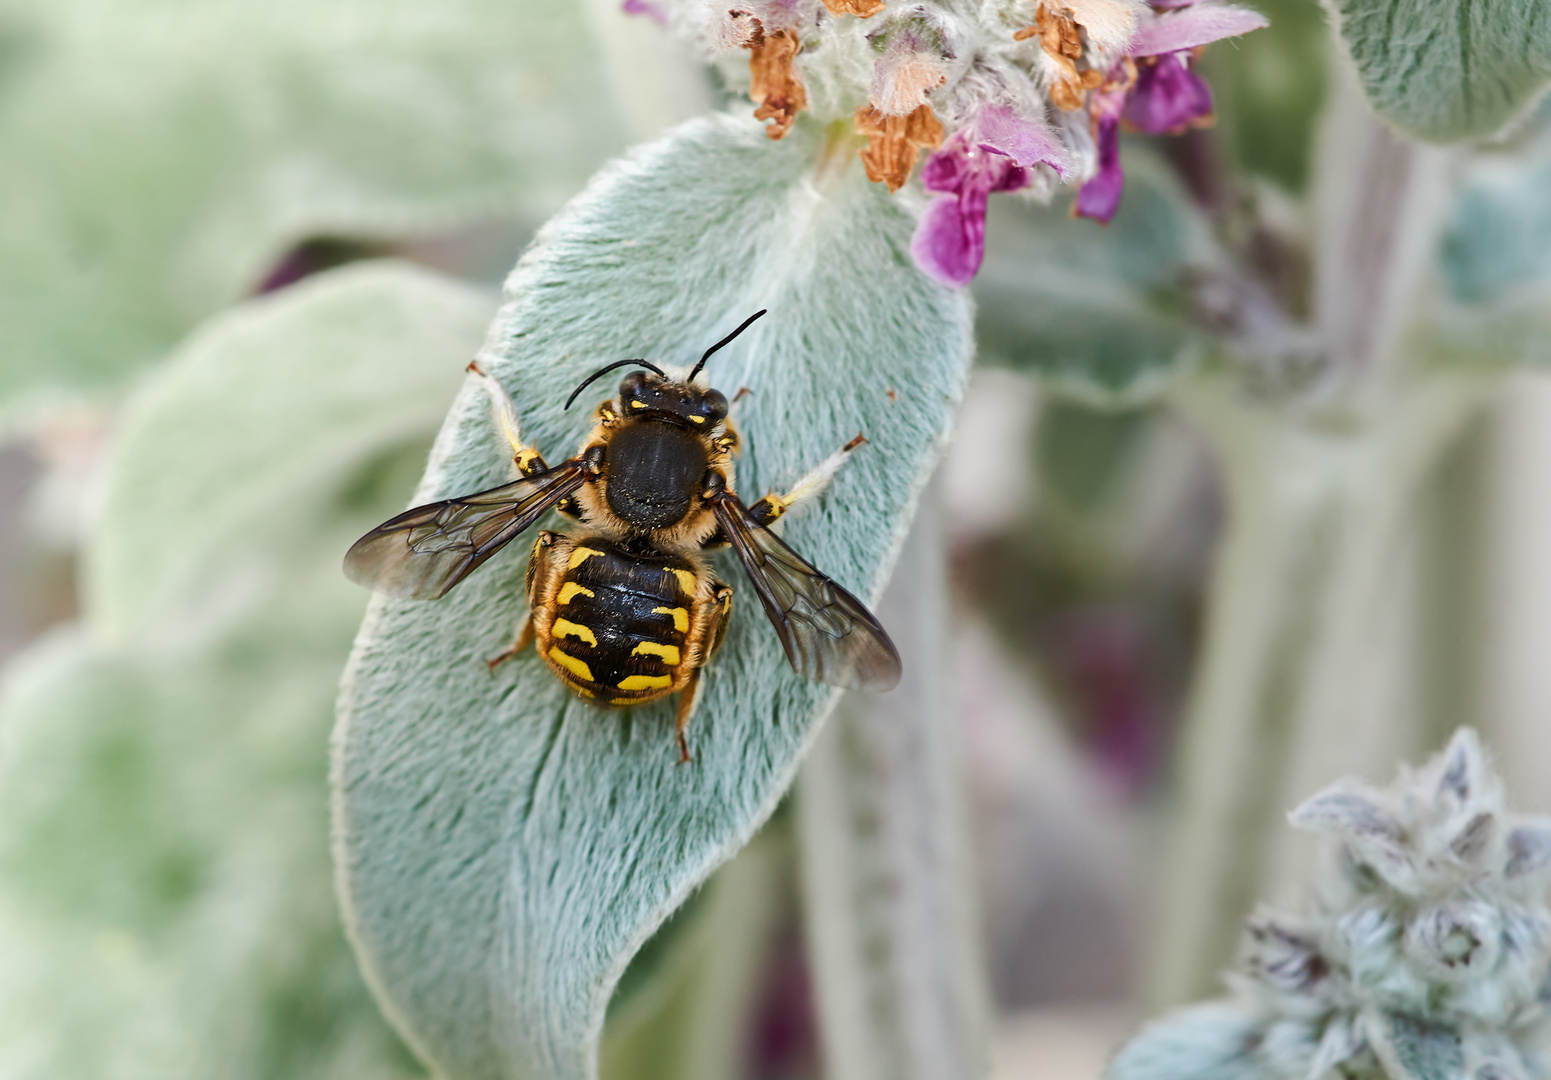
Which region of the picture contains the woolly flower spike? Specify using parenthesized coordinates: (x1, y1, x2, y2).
(630, 0, 1265, 278)
(1109, 728, 1551, 1080)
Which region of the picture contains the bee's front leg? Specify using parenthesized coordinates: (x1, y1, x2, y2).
(746, 432, 867, 526)
(468, 361, 583, 519)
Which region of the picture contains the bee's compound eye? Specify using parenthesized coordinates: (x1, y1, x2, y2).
(701, 389, 728, 421)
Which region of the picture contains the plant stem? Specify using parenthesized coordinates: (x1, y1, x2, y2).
(1145, 373, 1492, 1008)
(1144, 73, 1471, 1007)
(796, 481, 990, 1080)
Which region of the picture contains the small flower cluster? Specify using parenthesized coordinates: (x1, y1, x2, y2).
(1111, 729, 1551, 1080)
(630, 0, 1265, 285)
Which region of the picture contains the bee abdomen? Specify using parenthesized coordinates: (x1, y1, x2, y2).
(544, 539, 699, 705)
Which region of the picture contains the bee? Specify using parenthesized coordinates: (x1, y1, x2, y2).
(344, 310, 901, 761)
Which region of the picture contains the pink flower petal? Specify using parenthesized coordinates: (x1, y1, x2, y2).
(622, 0, 669, 24)
(974, 105, 1074, 178)
(1123, 54, 1214, 133)
(910, 193, 983, 287)
(1074, 116, 1124, 223)
(1129, 2, 1267, 55)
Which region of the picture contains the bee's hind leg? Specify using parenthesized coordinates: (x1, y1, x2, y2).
(674, 667, 705, 765)
(747, 433, 867, 526)
(486, 616, 535, 673)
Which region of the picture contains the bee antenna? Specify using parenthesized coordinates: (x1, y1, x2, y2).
(688, 309, 767, 382)
(564, 359, 667, 411)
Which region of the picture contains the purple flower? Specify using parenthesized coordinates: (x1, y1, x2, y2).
(622, 0, 669, 25)
(1073, 76, 1130, 223)
(1074, 2, 1267, 223)
(911, 107, 1072, 287)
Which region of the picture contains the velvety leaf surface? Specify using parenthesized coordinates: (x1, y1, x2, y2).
(0, 0, 626, 412)
(1106, 1002, 1269, 1080)
(86, 261, 490, 646)
(0, 263, 498, 1076)
(972, 154, 1212, 402)
(1441, 115, 1551, 303)
(1329, 0, 1551, 142)
(1368, 1012, 1464, 1080)
(334, 113, 973, 1080)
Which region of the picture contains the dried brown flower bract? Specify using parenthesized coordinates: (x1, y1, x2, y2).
(855, 103, 944, 191)
(870, 49, 948, 116)
(822, 0, 885, 15)
(1017, 3, 1104, 111)
(745, 26, 808, 139)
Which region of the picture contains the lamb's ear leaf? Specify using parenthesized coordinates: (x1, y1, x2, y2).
(1106, 1002, 1269, 1080)
(972, 153, 1212, 404)
(333, 113, 973, 1080)
(0, 0, 642, 416)
(1441, 129, 1551, 304)
(85, 261, 490, 646)
(1329, 0, 1551, 142)
(0, 632, 421, 1079)
(600, 827, 792, 1080)
(1366, 1012, 1465, 1080)
(0, 266, 505, 1074)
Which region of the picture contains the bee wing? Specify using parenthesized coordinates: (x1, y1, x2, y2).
(344, 459, 588, 600)
(710, 492, 901, 692)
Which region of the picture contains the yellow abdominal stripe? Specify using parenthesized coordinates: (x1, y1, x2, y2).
(617, 674, 673, 691)
(551, 619, 597, 647)
(567, 546, 603, 570)
(548, 647, 594, 683)
(556, 582, 594, 605)
(667, 567, 696, 594)
(653, 606, 689, 633)
(631, 641, 681, 665)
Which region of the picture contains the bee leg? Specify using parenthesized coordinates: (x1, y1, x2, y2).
(674, 667, 703, 765)
(469, 362, 585, 519)
(747, 433, 868, 526)
(486, 616, 535, 673)
(705, 582, 733, 660)
(467, 362, 552, 480)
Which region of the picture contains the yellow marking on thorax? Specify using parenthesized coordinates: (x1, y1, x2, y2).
(557, 582, 594, 606)
(552, 619, 597, 647)
(632, 641, 681, 665)
(568, 546, 603, 570)
(653, 606, 689, 633)
(548, 647, 594, 683)
(667, 567, 697, 594)
(630, 400, 647, 409)
(689, 415, 705, 424)
(617, 673, 673, 691)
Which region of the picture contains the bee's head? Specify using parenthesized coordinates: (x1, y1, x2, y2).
(617, 370, 728, 427)
(563, 310, 765, 421)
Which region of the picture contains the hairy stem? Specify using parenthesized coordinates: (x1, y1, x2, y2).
(796, 481, 990, 1080)
(1145, 373, 1493, 1007)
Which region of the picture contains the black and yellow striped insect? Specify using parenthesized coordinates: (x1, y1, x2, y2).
(344, 310, 901, 761)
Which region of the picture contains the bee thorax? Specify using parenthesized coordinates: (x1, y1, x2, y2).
(604, 422, 709, 531)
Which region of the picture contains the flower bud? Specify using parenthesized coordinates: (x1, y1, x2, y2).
(1405, 902, 1502, 980)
